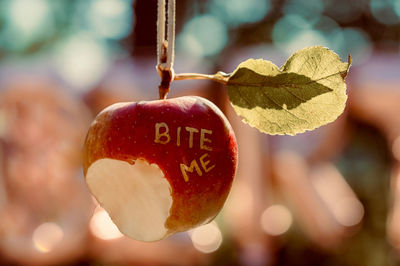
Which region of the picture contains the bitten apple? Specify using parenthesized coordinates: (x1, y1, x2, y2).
(83, 96, 238, 242)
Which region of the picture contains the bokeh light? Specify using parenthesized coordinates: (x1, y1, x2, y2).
(90, 208, 123, 240)
(260, 204, 293, 236)
(331, 27, 372, 65)
(272, 15, 312, 50)
(272, 15, 328, 55)
(370, 0, 400, 25)
(395, 0, 400, 18)
(392, 136, 400, 161)
(224, 183, 254, 224)
(32, 222, 64, 253)
(87, 0, 134, 39)
(189, 221, 223, 253)
(313, 15, 341, 39)
(272, 13, 372, 64)
(332, 197, 365, 227)
(282, 0, 324, 19)
(284, 30, 328, 55)
(209, 0, 270, 26)
(311, 163, 365, 228)
(8, 0, 49, 34)
(324, 0, 366, 23)
(53, 34, 110, 90)
(177, 14, 227, 58)
(1, 0, 53, 51)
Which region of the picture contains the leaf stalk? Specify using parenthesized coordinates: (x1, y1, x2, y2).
(174, 72, 230, 85)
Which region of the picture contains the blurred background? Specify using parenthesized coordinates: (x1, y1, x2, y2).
(0, 0, 400, 265)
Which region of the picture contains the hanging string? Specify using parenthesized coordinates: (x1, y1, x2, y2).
(166, 0, 175, 69)
(156, 0, 166, 67)
(157, 0, 175, 99)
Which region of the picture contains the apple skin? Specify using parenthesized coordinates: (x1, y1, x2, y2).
(83, 96, 238, 239)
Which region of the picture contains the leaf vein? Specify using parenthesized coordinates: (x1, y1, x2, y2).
(230, 70, 347, 88)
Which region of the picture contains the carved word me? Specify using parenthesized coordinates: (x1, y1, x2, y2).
(154, 122, 215, 182)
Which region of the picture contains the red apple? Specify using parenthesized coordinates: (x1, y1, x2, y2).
(83, 96, 238, 242)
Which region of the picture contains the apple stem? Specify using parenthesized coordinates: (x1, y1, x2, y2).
(157, 0, 176, 99)
(174, 72, 230, 85)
